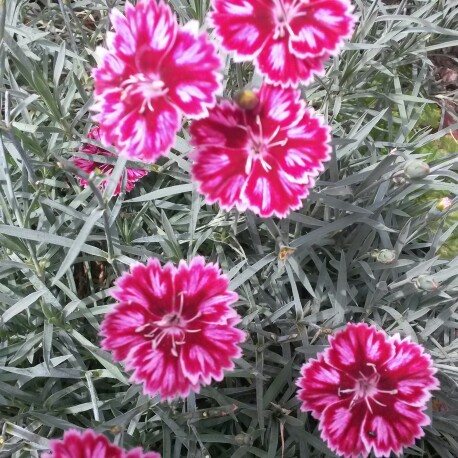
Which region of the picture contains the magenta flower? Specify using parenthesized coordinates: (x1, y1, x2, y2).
(296, 323, 439, 458)
(92, 0, 222, 163)
(73, 127, 149, 195)
(41, 429, 160, 458)
(100, 257, 246, 401)
(210, 0, 356, 87)
(189, 84, 331, 218)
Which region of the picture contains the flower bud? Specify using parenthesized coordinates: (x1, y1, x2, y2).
(403, 160, 430, 180)
(437, 197, 452, 211)
(415, 275, 439, 292)
(234, 433, 252, 446)
(373, 249, 396, 264)
(234, 89, 259, 110)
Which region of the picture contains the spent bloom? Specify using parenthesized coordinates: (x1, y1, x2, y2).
(210, 0, 356, 87)
(297, 323, 439, 458)
(190, 84, 331, 218)
(73, 126, 149, 195)
(100, 257, 246, 401)
(92, 0, 222, 163)
(41, 429, 160, 458)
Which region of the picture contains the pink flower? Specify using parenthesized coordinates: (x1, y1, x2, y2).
(189, 84, 331, 218)
(296, 323, 439, 458)
(73, 127, 149, 195)
(41, 429, 160, 458)
(210, 0, 356, 87)
(100, 257, 246, 401)
(92, 0, 222, 163)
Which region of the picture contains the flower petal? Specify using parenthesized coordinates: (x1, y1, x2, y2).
(131, 0, 178, 74)
(256, 36, 328, 87)
(180, 325, 245, 385)
(209, 0, 273, 60)
(162, 21, 222, 118)
(383, 335, 440, 406)
(241, 160, 314, 218)
(116, 98, 181, 162)
(191, 145, 250, 212)
(73, 127, 148, 195)
(289, 0, 356, 57)
(362, 400, 431, 457)
(100, 302, 152, 361)
(189, 100, 248, 149)
(254, 84, 306, 132)
(320, 398, 369, 458)
(129, 344, 199, 400)
(296, 354, 343, 419)
(325, 323, 395, 375)
(275, 110, 332, 182)
(41, 429, 124, 458)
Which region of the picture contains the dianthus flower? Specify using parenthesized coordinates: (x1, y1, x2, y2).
(100, 257, 246, 401)
(41, 429, 160, 458)
(73, 127, 149, 195)
(210, 0, 356, 87)
(92, 0, 222, 162)
(189, 84, 331, 218)
(296, 323, 439, 458)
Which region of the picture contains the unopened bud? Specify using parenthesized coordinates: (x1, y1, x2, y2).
(234, 433, 252, 446)
(415, 275, 439, 292)
(437, 197, 452, 211)
(372, 249, 396, 264)
(404, 160, 430, 180)
(234, 89, 259, 110)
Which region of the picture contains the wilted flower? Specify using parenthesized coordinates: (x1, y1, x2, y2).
(41, 429, 160, 458)
(73, 127, 149, 195)
(100, 257, 246, 401)
(403, 159, 430, 180)
(278, 245, 295, 262)
(92, 0, 222, 162)
(190, 83, 331, 218)
(209, 0, 356, 87)
(297, 323, 439, 458)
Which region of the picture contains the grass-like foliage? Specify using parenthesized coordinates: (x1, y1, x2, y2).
(0, 0, 457, 457)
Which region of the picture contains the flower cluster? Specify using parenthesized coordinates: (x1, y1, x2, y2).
(70, 2, 442, 458)
(297, 323, 439, 458)
(86, 0, 357, 217)
(42, 429, 160, 458)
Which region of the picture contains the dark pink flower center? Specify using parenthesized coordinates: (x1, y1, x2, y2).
(244, 116, 287, 174)
(135, 293, 201, 357)
(272, 0, 306, 39)
(338, 364, 398, 414)
(121, 74, 168, 114)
